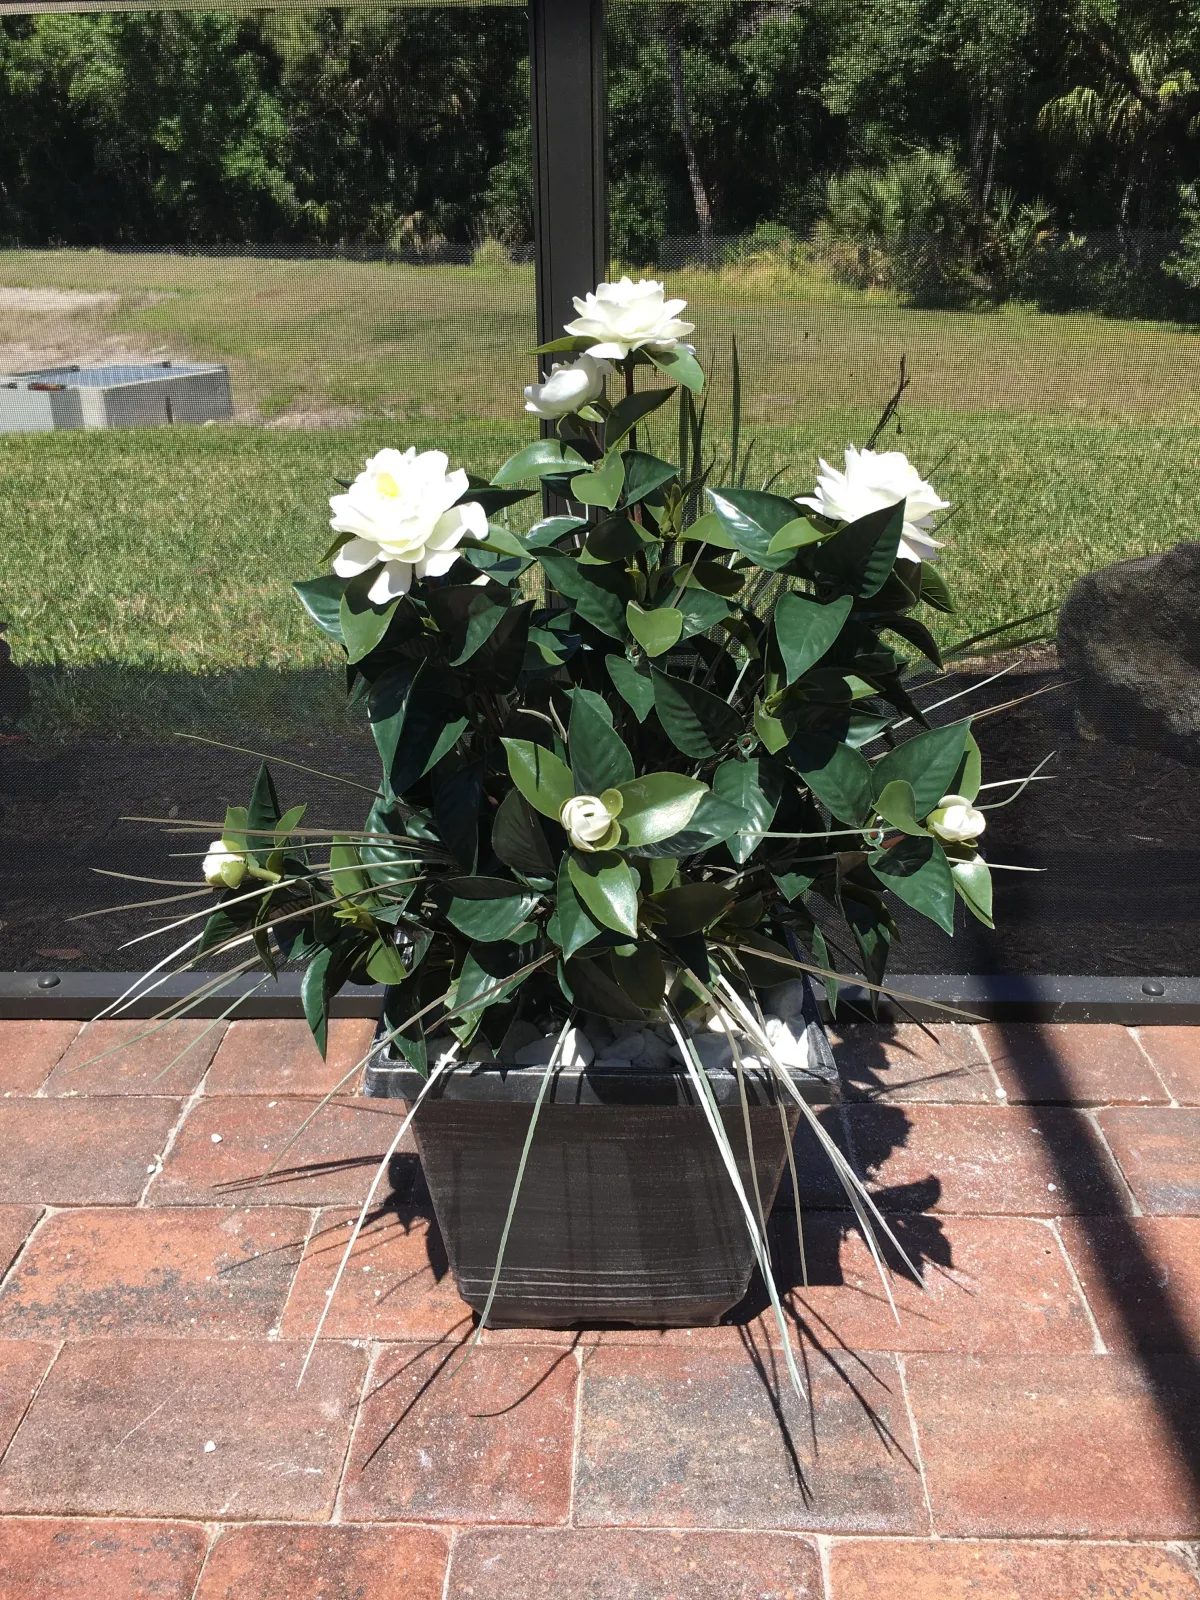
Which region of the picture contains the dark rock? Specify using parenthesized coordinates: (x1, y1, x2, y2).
(1057, 541, 1200, 766)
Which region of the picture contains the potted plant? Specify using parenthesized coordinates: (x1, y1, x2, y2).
(119, 278, 1031, 1384)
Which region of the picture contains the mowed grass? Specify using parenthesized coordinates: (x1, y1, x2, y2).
(0, 249, 1197, 735)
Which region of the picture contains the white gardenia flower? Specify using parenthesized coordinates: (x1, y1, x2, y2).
(797, 445, 950, 564)
(329, 447, 487, 605)
(524, 353, 612, 419)
(927, 794, 987, 843)
(560, 794, 620, 852)
(564, 277, 695, 360)
(203, 840, 247, 890)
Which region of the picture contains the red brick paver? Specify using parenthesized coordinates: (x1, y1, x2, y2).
(979, 1022, 1171, 1106)
(574, 1344, 926, 1532)
(1097, 1108, 1200, 1214)
(1138, 1025, 1200, 1105)
(829, 1538, 1200, 1599)
(195, 1523, 448, 1600)
(342, 1343, 577, 1526)
(0, 1517, 209, 1599)
(906, 1352, 1200, 1537)
(0, 1098, 182, 1204)
(148, 1094, 415, 1207)
(0, 1206, 310, 1339)
(47, 1019, 225, 1096)
(0, 1020, 79, 1093)
(0, 1338, 367, 1520)
(0, 1207, 40, 1279)
(280, 1207, 469, 1343)
(205, 1017, 376, 1096)
(449, 1528, 825, 1599)
(0, 1016, 1195, 1588)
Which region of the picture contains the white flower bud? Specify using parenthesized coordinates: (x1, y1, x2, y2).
(523, 354, 612, 419)
(560, 794, 620, 852)
(203, 840, 247, 889)
(927, 794, 986, 843)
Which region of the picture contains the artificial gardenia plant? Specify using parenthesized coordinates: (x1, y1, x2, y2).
(192, 274, 1009, 1065)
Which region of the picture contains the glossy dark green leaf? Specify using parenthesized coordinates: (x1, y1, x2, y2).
(567, 850, 639, 937)
(952, 854, 994, 927)
(869, 834, 956, 934)
(568, 689, 635, 793)
(501, 738, 575, 820)
(585, 515, 647, 562)
(631, 792, 746, 857)
(606, 654, 655, 721)
(873, 778, 926, 835)
(301, 937, 357, 1059)
(492, 438, 585, 486)
(774, 591, 853, 683)
(919, 562, 955, 613)
(492, 789, 557, 879)
(647, 345, 704, 393)
(678, 511, 736, 550)
(444, 881, 539, 941)
(615, 772, 707, 847)
(811, 500, 905, 600)
(789, 733, 874, 826)
(365, 936, 408, 984)
(526, 515, 586, 550)
(622, 451, 678, 506)
(951, 731, 983, 802)
(706, 486, 798, 571)
(675, 586, 729, 641)
(651, 668, 742, 759)
(432, 759, 484, 872)
(561, 955, 647, 1020)
(871, 721, 970, 819)
(338, 568, 400, 665)
(553, 852, 603, 959)
(425, 583, 510, 666)
(605, 388, 674, 450)
(883, 612, 943, 669)
(573, 448, 625, 509)
(626, 601, 683, 657)
(712, 757, 786, 864)
(611, 942, 666, 1010)
(650, 882, 734, 935)
(453, 939, 527, 1017)
(773, 870, 818, 903)
(538, 551, 630, 640)
(245, 762, 281, 866)
(293, 575, 347, 643)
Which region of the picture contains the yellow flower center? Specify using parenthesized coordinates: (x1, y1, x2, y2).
(376, 471, 400, 499)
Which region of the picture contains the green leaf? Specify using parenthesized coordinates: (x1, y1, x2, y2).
(373, 665, 466, 797)
(773, 870, 817, 903)
(585, 516, 648, 563)
(706, 487, 798, 571)
(421, 717, 470, 779)
(431, 758, 484, 872)
(604, 656, 653, 722)
(919, 562, 955, 613)
(754, 699, 789, 754)
(610, 942, 666, 1010)
(445, 880, 539, 942)
(567, 851, 640, 937)
(246, 762, 281, 865)
(526, 515, 586, 550)
(622, 452, 678, 506)
(952, 855, 994, 928)
(632, 792, 746, 858)
(493, 438, 584, 486)
(648, 345, 705, 392)
(873, 779, 926, 835)
(561, 955, 647, 1021)
(302, 945, 335, 1059)
(425, 584, 511, 666)
(366, 937, 408, 985)
(766, 517, 826, 556)
(338, 568, 399, 665)
(712, 757, 785, 864)
(329, 837, 370, 899)
(366, 662, 421, 781)
(789, 733, 873, 826)
(553, 853, 603, 959)
(952, 731, 982, 802)
(605, 388, 674, 450)
(674, 587, 729, 641)
(572, 448, 626, 509)
(492, 789, 557, 880)
(273, 803, 307, 849)
(567, 689, 635, 796)
(869, 835, 956, 934)
(685, 561, 743, 598)
(812, 500, 905, 600)
(646, 857, 678, 894)
(453, 940, 527, 1018)
(774, 591, 853, 684)
(651, 882, 734, 935)
(293, 575, 347, 642)
(538, 551, 630, 640)
(615, 772, 707, 847)
(677, 511, 736, 550)
(626, 601, 683, 657)
(871, 721, 971, 819)
(501, 738, 575, 821)
(651, 668, 743, 759)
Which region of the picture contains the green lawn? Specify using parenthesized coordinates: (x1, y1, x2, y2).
(1, 249, 1197, 737)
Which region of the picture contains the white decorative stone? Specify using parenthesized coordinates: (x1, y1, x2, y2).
(764, 980, 807, 1022)
(513, 1025, 595, 1069)
(764, 1016, 811, 1072)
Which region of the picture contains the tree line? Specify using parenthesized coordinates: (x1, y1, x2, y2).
(2, 0, 1198, 310)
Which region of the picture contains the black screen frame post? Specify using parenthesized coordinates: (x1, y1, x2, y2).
(529, 0, 606, 518)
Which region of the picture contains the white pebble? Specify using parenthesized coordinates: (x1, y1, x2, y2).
(1047, 1183, 1057, 1192)
(210, 1133, 223, 1144)
(514, 1025, 594, 1069)
(203, 1441, 216, 1453)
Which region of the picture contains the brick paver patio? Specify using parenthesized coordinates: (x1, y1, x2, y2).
(0, 1014, 1198, 1596)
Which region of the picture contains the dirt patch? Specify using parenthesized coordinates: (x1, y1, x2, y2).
(0, 287, 120, 314)
(266, 405, 365, 431)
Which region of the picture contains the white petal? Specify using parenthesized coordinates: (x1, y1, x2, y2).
(419, 546, 463, 579)
(367, 560, 412, 603)
(584, 340, 629, 360)
(332, 537, 380, 577)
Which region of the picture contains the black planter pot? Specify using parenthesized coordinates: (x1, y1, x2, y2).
(365, 985, 838, 1329)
